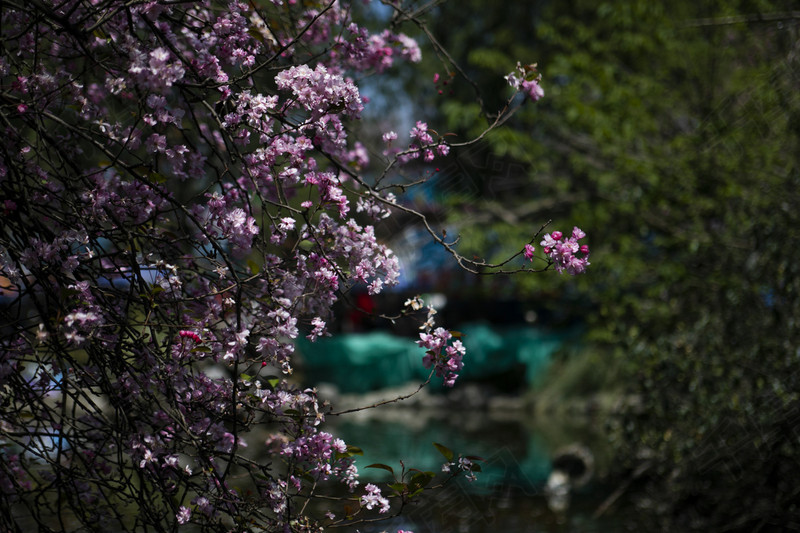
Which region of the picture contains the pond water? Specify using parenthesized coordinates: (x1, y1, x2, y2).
(323, 395, 631, 533)
(10, 389, 631, 532)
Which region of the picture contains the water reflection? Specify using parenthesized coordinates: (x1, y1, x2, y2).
(325, 398, 624, 532)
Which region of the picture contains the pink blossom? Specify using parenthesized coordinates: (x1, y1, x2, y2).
(360, 483, 390, 513)
(179, 330, 202, 343)
(275, 64, 363, 119)
(540, 227, 590, 275)
(522, 79, 544, 101)
(278, 217, 295, 232)
(418, 328, 465, 387)
(505, 61, 544, 102)
(176, 506, 191, 524)
(524, 243, 535, 261)
(307, 317, 327, 341)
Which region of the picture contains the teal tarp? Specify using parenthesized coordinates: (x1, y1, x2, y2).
(296, 323, 571, 393)
(297, 331, 426, 393)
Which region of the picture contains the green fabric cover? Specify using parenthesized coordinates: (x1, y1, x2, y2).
(297, 323, 569, 393)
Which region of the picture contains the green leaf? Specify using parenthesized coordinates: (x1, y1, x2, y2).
(433, 442, 454, 462)
(365, 463, 394, 474)
(247, 28, 265, 42)
(410, 471, 435, 488)
(387, 482, 406, 494)
(346, 445, 363, 456)
(148, 172, 167, 184)
(335, 445, 364, 460)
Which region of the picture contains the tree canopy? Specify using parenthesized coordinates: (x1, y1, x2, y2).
(413, 0, 800, 529)
(0, 1, 571, 531)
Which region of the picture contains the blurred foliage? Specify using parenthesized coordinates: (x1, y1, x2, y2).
(384, 0, 800, 529)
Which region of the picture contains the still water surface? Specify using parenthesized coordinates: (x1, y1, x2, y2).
(11, 390, 628, 532)
(325, 402, 628, 533)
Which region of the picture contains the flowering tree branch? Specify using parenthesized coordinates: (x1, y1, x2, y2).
(0, 0, 588, 531)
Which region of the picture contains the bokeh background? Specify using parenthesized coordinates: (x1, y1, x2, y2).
(296, 1, 800, 531)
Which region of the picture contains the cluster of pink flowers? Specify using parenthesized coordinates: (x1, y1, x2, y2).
(505, 61, 545, 101)
(128, 47, 187, 92)
(523, 243, 536, 261)
(541, 227, 591, 275)
(418, 327, 466, 387)
(401, 120, 450, 163)
(275, 63, 364, 120)
(442, 455, 479, 482)
(335, 27, 422, 72)
(280, 431, 353, 481)
(360, 482, 391, 513)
